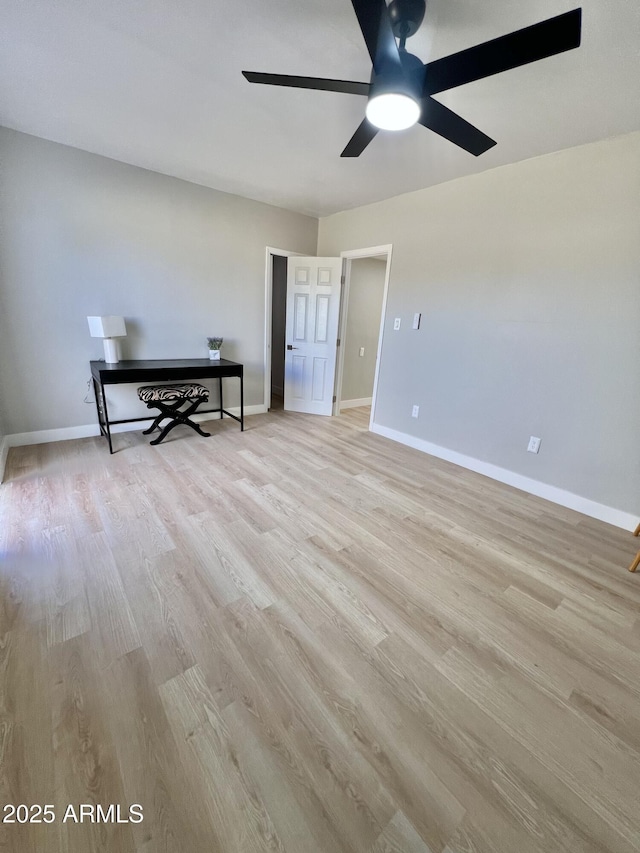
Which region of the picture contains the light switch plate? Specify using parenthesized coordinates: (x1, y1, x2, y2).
(393, 318, 401, 330)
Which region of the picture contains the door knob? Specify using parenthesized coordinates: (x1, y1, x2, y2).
(287, 345, 299, 350)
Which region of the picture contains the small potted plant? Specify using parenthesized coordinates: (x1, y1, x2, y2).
(207, 337, 223, 360)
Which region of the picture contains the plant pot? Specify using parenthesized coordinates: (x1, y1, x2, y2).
(208, 349, 221, 360)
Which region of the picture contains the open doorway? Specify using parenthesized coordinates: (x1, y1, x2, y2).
(335, 245, 392, 427)
(264, 247, 300, 412)
(270, 255, 287, 410)
(264, 244, 391, 424)
(338, 256, 386, 408)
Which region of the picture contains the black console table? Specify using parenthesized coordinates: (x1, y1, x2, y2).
(90, 358, 244, 453)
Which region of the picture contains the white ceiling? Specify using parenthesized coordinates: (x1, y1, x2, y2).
(1, 0, 639, 217)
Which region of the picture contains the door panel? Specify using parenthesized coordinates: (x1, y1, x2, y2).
(315, 295, 330, 342)
(294, 294, 308, 341)
(284, 257, 342, 415)
(292, 354, 305, 399)
(312, 357, 327, 401)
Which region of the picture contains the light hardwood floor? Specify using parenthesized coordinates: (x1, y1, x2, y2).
(1, 407, 639, 853)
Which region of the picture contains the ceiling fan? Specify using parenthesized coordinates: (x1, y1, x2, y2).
(242, 0, 582, 158)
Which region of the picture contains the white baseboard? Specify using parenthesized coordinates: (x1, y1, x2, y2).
(6, 423, 102, 449)
(340, 397, 373, 410)
(0, 404, 268, 479)
(371, 423, 639, 532)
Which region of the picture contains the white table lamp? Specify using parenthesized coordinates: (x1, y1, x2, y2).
(87, 315, 127, 363)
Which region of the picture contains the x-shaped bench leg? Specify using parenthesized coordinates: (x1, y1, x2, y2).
(143, 398, 211, 445)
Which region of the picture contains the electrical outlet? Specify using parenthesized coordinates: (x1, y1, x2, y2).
(393, 317, 401, 330)
(412, 405, 419, 418)
(527, 436, 541, 453)
(412, 312, 421, 330)
(359, 347, 365, 357)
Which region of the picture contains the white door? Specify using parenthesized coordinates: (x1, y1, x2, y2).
(284, 257, 343, 415)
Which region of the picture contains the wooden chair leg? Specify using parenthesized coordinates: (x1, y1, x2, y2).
(634, 522, 640, 537)
(629, 550, 640, 573)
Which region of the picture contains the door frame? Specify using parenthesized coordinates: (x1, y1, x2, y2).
(334, 244, 393, 429)
(263, 246, 302, 411)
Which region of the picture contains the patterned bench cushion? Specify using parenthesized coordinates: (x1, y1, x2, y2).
(137, 383, 209, 403)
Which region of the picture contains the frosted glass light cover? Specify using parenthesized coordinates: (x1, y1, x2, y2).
(87, 315, 126, 338)
(365, 93, 420, 131)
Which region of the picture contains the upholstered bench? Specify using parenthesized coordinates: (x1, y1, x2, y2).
(137, 383, 211, 445)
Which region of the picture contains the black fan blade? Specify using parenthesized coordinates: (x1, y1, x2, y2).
(419, 97, 496, 156)
(350, 0, 402, 73)
(424, 8, 582, 96)
(341, 118, 379, 157)
(242, 71, 370, 96)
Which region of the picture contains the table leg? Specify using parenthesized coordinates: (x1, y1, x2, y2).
(94, 378, 114, 454)
(219, 376, 223, 420)
(103, 382, 114, 454)
(92, 377, 102, 433)
(629, 523, 640, 571)
(240, 368, 244, 431)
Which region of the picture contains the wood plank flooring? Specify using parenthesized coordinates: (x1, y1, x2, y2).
(1, 406, 639, 853)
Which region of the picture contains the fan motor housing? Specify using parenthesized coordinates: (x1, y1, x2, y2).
(388, 0, 427, 40)
(369, 49, 424, 104)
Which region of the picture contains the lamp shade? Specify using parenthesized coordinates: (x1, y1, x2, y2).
(87, 315, 126, 338)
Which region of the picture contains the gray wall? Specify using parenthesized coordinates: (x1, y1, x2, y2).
(319, 132, 640, 515)
(341, 257, 386, 403)
(0, 127, 318, 433)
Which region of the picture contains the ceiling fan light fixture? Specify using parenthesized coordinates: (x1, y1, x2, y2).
(365, 92, 420, 131)
(243, 3, 582, 158)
